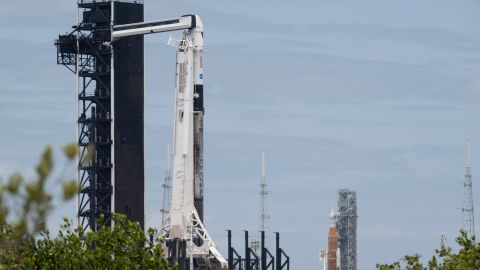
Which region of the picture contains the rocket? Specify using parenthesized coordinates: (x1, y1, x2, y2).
(328, 209, 338, 270)
(111, 14, 226, 266)
(192, 21, 205, 222)
(168, 15, 226, 266)
(170, 15, 205, 237)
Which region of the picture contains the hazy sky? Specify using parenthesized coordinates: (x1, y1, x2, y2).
(1, 0, 480, 269)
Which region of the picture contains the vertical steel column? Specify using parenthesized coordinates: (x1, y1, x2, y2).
(168, 239, 177, 267)
(274, 232, 290, 270)
(228, 230, 234, 269)
(261, 231, 266, 270)
(245, 231, 251, 270)
(275, 233, 280, 270)
(180, 240, 187, 270)
(110, 0, 115, 227)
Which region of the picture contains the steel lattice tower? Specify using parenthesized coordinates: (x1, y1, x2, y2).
(251, 150, 269, 254)
(336, 189, 357, 270)
(462, 139, 475, 238)
(161, 142, 172, 226)
(55, 0, 145, 232)
(260, 150, 269, 233)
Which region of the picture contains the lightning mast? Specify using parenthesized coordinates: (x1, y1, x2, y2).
(161, 142, 172, 226)
(260, 150, 269, 233)
(462, 139, 475, 238)
(251, 150, 269, 254)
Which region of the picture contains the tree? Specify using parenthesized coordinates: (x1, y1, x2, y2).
(0, 145, 175, 269)
(376, 230, 480, 270)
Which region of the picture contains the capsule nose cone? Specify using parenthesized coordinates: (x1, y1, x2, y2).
(194, 15, 204, 30)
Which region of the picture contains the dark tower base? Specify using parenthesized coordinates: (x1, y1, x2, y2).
(112, 1, 145, 229)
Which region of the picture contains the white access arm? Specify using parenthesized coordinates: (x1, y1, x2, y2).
(112, 15, 202, 40)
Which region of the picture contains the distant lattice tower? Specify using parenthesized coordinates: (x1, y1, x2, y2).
(336, 189, 357, 270)
(160, 142, 172, 227)
(462, 139, 475, 238)
(251, 150, 269, 253)
(260, 150, 269, 233)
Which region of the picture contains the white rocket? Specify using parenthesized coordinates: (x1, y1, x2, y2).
(112, 15, 226, 269)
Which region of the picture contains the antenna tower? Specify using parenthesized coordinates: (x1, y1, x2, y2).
(161, 142, 172, 226)
(462, 139, 475, 238)
(251, 150, 269, 253)
(260, 150, 269, 232)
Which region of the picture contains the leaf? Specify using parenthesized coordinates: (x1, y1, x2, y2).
(63, 144, 78, 161)
(62, 180, 78, 201)
(36, 146, 53, 181)
(6, 172, 23, 194)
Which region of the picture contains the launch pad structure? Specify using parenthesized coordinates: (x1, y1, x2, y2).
(55, 0, 145, 232)
(55, 0, 224, 268)
(336, 189, 357, 270)
(55, 1, 291, 269)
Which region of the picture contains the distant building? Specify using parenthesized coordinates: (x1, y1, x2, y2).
(336, 189, 357, 270)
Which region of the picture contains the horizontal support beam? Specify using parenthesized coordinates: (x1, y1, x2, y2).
(112, 16, 192, 39)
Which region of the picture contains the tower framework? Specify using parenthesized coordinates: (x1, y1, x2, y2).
(336, 189, 357, 270)
(462, 139, 475, 238)
(161, 142, 172, 226)
(260, 150, 269, 233)
(55, 0, 145, 232)
(251, 150, 269, 253)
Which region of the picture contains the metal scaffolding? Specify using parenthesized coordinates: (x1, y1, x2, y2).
(336, 189, 357, 270)
(55, 1, 114, 232)
(161, 142, 172, 227)
(55, 0, 145, 233)
(462, 139, 475, 238)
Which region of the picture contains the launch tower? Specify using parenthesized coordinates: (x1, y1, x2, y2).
(55, 0, 145, 232)
(336, 189, 357, 270)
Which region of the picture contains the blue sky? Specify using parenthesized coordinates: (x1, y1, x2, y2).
(1, 0, 480, 269)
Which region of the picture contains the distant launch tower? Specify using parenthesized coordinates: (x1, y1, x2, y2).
(328, 209, 338, 270)
(336, 189, 357, 270)
(462, 139, 475, 238)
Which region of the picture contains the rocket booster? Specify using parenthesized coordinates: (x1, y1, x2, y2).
(328, 209, 338, 270)
(170, 16, 206, 238)
(191, 18, 205, 222)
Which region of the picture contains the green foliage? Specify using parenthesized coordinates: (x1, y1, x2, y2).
(376, 230, 480, 270)
(30, 214, 174, 270)
(62, 144, 78, 161)
(62, 180, 78, 201)
(0, 146, 56, 240)
(0, 145, 175, 270)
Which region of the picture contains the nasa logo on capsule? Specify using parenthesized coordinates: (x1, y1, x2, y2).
(199, 74, 203, 80)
